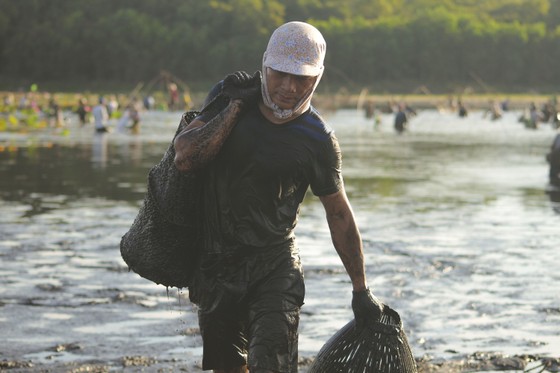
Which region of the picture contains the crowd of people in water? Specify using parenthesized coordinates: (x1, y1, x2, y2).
(0, 83, 192, 134)
(364, 95, 560, 132)
(362, 95, 560, 187)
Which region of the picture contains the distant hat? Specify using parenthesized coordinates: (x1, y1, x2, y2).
(263, 21, 326, 76)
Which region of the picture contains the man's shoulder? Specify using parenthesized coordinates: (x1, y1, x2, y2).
(293, 107, 333, 139)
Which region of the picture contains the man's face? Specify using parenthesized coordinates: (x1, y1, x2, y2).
(265, 68, 316, 110)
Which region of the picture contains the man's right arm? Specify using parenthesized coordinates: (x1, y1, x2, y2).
(173, 71, 261, 173)
(173, 99, 244, 173)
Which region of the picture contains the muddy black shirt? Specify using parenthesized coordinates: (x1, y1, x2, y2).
(198, 94, 342, 254)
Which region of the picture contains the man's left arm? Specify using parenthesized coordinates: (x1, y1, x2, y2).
(319, 188, 367, 292)
(320, 187, 384, 326)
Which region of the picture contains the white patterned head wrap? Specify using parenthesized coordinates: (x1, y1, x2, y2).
(261, 22, 326, 120)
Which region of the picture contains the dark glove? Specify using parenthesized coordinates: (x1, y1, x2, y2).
(221, 71, 261, 104)
(352, 288, 384, 330)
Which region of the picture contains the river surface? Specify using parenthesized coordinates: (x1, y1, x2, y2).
(1, 108, 559, 371)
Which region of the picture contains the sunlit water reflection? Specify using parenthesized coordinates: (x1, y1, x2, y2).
(1, 109, 558, 370)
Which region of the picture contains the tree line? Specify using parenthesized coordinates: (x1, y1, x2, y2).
(1, 0, 559, 94)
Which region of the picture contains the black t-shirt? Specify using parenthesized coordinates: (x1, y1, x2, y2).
(198, 88, 342, 253)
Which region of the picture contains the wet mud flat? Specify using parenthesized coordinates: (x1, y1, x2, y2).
(1, 110, 560, 372)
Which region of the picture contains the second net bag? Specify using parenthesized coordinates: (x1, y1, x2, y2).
(307, 304, 417, 373)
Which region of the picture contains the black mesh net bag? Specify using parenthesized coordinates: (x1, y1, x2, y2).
(307, 304, 417, 373)
(120, 111, 202, 289)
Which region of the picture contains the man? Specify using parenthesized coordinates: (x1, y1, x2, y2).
(547, 130, 560, 186)
(394, 103, 408, 133)
(92, 96, 110, 133)
(174, 21, 382, 373)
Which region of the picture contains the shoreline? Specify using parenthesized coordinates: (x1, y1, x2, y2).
(1, 351, 558, 372)
(1, 90, 557, 113)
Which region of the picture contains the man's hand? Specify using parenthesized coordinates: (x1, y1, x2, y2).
(222, 71, 261, 105)
(352, 288, 384, 329)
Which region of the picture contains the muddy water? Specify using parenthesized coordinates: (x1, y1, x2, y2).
(1, 109, 559, 371)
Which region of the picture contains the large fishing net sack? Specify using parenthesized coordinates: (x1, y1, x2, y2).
(120, 111, 202, 289)
(307, 304, 417, 373)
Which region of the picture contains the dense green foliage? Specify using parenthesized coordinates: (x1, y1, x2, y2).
(1, 0, 559, 93)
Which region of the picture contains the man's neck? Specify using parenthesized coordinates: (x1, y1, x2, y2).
(258, 101, 307, 125)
